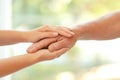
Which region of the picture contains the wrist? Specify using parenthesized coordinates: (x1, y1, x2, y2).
(10, 31, 30, 43)
(72, 25, 87, 40)
(26, 53, 41, 64)
(20, 31, 32, 42)
(28, 52, 45, 63)
(72, 22, 96, 40)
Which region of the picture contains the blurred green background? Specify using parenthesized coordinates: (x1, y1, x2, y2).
(10, 0, 120, 80)
(12, 0, 120, 29)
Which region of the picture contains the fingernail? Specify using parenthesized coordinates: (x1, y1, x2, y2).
(53, 32, 58, 36)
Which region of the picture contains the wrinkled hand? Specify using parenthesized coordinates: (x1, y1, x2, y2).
(31, 48, 69, 61)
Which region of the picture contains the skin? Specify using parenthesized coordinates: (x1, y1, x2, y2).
(0, 25, 74, 46)
(27, 29, 79, 52)
(27, 11, 120, 53)
(0, 48, 68, 77)
(0, 26, 73, 77)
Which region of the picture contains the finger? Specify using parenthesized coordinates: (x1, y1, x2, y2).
(60, 27, 75, 35)
(38, 32, 58, 39)
(52, 27, 74, 37)
(56, 29, 73, 37)
(42, 25, 75, 37)
(34, 25, 49, 32)
(27, 38, 58, 53)
(48, 39, 66, 52)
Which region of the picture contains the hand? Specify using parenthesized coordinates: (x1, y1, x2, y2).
(23, 25, 74, 43)
(31, 48, 69, 61)
(27, 29, 79, 53)
(48, 35, 78, 52)
(27, 37, 58, 52)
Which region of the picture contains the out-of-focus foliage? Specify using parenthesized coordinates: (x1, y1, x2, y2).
(13, 0, 120, 29)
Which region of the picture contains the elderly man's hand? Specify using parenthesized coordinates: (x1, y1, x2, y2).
(48, 35, 78, 52)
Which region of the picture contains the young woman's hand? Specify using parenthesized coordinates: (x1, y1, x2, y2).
(23, 25, 74, 43)
(31, 48, 69, 62)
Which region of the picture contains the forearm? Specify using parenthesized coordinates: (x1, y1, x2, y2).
(0, 54, 38, 77)
(73, 11, 120, 40)
(0, 30, 27, 45)
(0, 48, 67, 77)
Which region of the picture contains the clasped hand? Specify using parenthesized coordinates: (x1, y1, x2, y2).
(26, 25, 78, 61)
